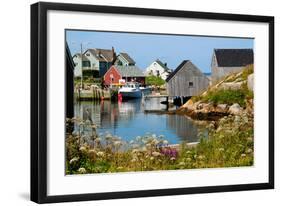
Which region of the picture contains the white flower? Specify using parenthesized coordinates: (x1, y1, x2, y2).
(94, 137, 101, 143)
(186, 157, 192, 162)
(163, 140, 169, 145)
(178, 162, 185, 166)
(114, 141, 122, 147)
(131, 158, 137, 163)
(218, 148, 225, 152)
(170, 157, 176, 161)
(78, 167, 86, 174)
(96, 151, 105, 157)
(150, 157, 154, 161)
(241, 154, 246, 158)
(79, 146, 87, 153)
(69, 157, 79, 164)
(88, 149, 96, 155)
(246, 148, 253, 154)
(152, 151, 161, 157)
(198, 155, 205, 160)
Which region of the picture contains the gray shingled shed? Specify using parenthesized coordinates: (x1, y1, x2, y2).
(166, 60, 210, 97)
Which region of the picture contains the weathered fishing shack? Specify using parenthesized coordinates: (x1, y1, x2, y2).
(66, 43, 74, 119)
(166, 60, 210, 105)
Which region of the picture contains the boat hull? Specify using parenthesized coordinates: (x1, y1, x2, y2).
(119, 90, 142, 99)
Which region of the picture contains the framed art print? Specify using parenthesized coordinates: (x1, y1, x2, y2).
(30, 2, 274, 203)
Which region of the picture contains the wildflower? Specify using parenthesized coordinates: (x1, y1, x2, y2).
(131, 158, 137, 163)
(94, 137, 101, 143)
(185, 151, 191, 155)
(132, 149, 139, 154)
(170, 157, 176, 161)
(152, 151, 161, 157)
(152, 139, 159, 145)
(88, 149, 96, 155)
(198, 155, 205, 160)
(186, 157, 192, 162)
(246, 148, 253, 154)
(146, 143, 151, 148)
(141, 147, 147, 152)
(150, 157, 155, 161)
(69, 157, 79, 164)
(79, 146, 87, 153)
(129, 140, 134, 144)
(136, 136, 141, 141)
(114, 141, 122, 147)
(96, 151, 105, 157)
(163, 140, 168, 145)
(241, 154, 246, 158)
(178, 162, 185, 166)
(117, 166, 123, 170)
(78, 167, 86, 174)
(218, 148, 225, 152)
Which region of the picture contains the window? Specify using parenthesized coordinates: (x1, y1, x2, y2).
(82, 61, 90, 67)
(188, 82, 194, 87)
(86, 53, 90, 56)
(156, 70, 160, 77)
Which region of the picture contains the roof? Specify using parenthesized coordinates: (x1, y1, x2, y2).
(155, 59, 170, 71)
(115, 65, 146, 77)
(87, 48, 115, 62)
(166, 60, 205, 82)
(119, 53, 136, 64)
(73, 53, 89, 61)
(214, 49, 253, 67)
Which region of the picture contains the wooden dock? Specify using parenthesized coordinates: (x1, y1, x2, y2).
(144, 94, 168, 99)
(75, 88, 111, 101)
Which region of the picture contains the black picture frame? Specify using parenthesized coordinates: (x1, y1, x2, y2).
(31, 2, 274, 204)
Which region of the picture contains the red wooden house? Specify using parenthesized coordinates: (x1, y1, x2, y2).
(103, 65, 146, 86)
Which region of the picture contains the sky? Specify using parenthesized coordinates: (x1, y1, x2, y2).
(66, 30, 254, 73)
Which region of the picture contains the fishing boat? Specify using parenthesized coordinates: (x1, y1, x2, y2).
(139, 86, 152, 95)
(118, 82, 142, 99)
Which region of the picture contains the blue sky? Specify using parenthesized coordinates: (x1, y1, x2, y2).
(66, 30, 253, 73)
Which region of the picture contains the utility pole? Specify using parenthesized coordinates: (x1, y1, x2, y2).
(80, 43, 83, 89)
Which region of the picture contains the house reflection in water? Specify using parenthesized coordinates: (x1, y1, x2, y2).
(166, 115, 205, 143)
(74, 98, 206, 144)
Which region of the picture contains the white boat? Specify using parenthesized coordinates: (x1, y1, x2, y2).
(118, 82, 142, 99)
(139, 86, 152, 95)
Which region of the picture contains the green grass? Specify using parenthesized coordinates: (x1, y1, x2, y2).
(201, 89, 246, 107)
(145, 75, 166, 86)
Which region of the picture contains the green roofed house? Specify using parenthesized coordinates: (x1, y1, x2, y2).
(103, 65, 146, 86)
(73, 47, 116, 78)
(145, 59, 172, 80)
(114, 52, 136, 66)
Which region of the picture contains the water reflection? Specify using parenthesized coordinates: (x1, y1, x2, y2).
(74, 98, 206, 144)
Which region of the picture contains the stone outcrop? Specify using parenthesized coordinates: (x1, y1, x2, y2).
(247, 74, 254, 91)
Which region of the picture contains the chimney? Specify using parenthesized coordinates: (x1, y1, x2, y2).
(112, 46, 117, 63)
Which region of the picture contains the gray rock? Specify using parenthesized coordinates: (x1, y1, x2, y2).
(229, 103, 243, 115)
(247, 74, 254, 91)
(216, 104, 228, 113)
(219, 81, 246, 90)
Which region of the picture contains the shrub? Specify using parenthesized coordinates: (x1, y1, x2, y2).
(145, 75, 165, 86)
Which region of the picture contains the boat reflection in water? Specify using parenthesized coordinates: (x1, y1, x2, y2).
(74, 98, 207, 144)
